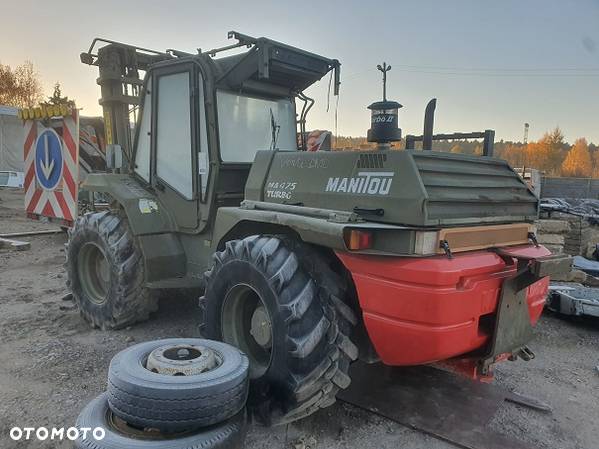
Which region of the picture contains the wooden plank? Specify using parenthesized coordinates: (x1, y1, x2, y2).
(0, 237, 30, 251)
(437, 223, 532, 254)
(0, 229, 62, 238)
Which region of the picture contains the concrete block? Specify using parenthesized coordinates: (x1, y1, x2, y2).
(537, 234, 565, 245)
(550, 268, 585, 282)
(543, 244, 564, 254)
(536, 219, 570, 234)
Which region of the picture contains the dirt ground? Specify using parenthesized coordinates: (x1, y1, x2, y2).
(1, 188, 598, 449)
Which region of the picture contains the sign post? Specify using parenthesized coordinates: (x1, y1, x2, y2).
(22, 107, 79, 226)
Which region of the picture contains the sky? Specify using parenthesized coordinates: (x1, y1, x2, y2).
(1, 0, 599, 143)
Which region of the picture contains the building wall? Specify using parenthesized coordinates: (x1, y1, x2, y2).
(0, 106, 24, 172)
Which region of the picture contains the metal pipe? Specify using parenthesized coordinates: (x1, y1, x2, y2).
(422, 98, 437, 150)
(483, 130, 495, 156)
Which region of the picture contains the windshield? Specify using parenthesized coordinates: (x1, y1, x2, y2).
(217, 90, 296, 163)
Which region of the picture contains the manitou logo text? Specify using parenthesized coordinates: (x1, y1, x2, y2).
(325, 171, 394, 195)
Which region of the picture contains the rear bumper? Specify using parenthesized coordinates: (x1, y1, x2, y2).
(336, 245, 553, 367)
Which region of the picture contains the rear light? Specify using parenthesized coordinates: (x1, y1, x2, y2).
(345, 229, 373, 250)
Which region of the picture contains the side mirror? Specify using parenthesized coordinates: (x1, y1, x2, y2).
(106, 144, 123, 170)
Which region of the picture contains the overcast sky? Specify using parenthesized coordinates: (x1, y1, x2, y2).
(2, 0, 599, 143)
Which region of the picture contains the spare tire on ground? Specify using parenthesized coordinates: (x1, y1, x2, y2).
(107, 338, 249, 433)
(75, 393, 247, 449)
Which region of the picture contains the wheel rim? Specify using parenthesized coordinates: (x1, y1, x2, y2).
(222, 284, 273, 379)
(78, 242, 110, 305)
(107, 408, 197, 440)
(145, 344, 221, 376)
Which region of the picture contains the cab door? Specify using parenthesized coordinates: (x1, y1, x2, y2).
(151, 63, 199, 230)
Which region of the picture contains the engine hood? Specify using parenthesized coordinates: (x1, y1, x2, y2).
(245, 149, 538, 227)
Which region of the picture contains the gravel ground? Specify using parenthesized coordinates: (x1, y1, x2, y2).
(1, 188, 598, 449)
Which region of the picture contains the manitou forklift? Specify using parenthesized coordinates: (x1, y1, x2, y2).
(68, 31, 570, 424)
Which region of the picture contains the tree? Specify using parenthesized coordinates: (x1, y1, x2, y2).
(524, 127, 566, 175)
(0, 61, 43, 108)
(562, 138, 592, 177)
(497, 144, 526, 167)
(450, 144, 463, 154)
(43, 82, 74, 107)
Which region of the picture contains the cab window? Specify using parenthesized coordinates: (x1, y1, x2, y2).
(217, 91, 296, 163)
(155, 72, 193, 199)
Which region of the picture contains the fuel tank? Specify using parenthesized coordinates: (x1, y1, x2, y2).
(245, 149, 538, 227)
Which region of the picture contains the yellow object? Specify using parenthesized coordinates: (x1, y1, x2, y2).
(104, 111, 113, 144)
(16, 102, 77, 121)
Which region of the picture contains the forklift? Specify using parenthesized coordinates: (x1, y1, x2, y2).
(69, 31, 570, 423)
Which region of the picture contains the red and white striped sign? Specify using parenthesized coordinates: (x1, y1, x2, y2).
(23, 111, 79, 225)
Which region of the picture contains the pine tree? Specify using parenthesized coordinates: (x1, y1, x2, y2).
(44, 82, 74, 107)
(525, 127, 566, 175)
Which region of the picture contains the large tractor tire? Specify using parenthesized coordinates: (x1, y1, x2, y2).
(66, 211, 157, 330)
(200, 236, 359, 424)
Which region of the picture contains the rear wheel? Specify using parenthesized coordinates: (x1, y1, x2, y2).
(66, 211, 157, 330)
(201, 236, 358, 424)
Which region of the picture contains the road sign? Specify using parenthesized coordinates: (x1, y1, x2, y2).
(23, 110, 79, 225)
(34, 129, 63, 190)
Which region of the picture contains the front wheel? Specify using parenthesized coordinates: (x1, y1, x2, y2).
(66, 211, 157, 330)
(200, 236, 358, 424)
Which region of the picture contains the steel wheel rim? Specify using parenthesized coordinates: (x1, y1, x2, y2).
(107, 408, 197, 440)
(78, 242, 110, 305)
(145, 344, 221, 376)
(222, 283, 273, 379)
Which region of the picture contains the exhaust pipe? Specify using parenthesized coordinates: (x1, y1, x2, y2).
(422, 98, 436, 151)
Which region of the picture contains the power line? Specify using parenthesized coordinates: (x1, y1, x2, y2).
(392, 68, 599, 77)
(393, 63, 599, 72)
(340, 65, 599, 80)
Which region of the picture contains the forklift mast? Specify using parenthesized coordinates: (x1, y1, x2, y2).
(80, 38, 173, 163)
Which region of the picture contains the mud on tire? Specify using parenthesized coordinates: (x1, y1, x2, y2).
(66, 211, 157, 330)
(200, 236, 359, 424)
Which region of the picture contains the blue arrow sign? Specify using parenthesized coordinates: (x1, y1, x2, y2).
(34, 129, 63, 190)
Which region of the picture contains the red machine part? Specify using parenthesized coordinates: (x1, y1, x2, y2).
(336, 245, 550, 367)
